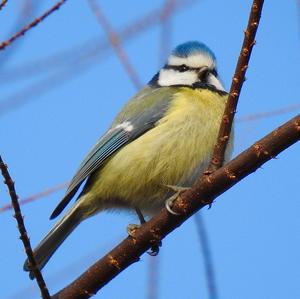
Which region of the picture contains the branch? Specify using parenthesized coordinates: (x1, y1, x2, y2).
(52, 114, 300, 299)
(0, 0, 8, 11)
(237, 102, 300, 122)
(208, 0, 264, 171)
(194, 213, 218, 299)
(0, 156, 51, 299)
(0, 182, 68, 213)
(87, 0, 142, 89)
(0, 0, 67, 51)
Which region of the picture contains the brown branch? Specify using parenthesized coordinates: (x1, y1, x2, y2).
(0, 156, 51, 299)
(0, 0, 67, 51)
(0, 182, 68, 213)
(87, 0, 142, 89)
(52, 114, 300, 299)
(0, 0, 8, 11)
(207, 0, 264, 172)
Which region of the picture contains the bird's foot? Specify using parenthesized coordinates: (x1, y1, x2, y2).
(148, 241, 162, 256)
(127, 223, 161, 256)
(127, 223, 141, 237)
(164, 185, 190, 215)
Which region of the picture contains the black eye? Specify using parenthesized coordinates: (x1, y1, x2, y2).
(178, 64, 189, 72)
(199, 69, 210, 82)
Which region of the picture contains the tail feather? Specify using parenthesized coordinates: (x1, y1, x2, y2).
(24, 207, 82, 279)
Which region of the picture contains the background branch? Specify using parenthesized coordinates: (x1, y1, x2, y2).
(0, 0, 67, 51)
(0, 156, 51, 299)
(0, 0, 8, 11)
(87, 0, 142, 89)
(194, 213, 218, 299)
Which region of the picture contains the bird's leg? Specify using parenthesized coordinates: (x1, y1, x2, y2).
(127, 207, 161, 256)
(127, 207, 146, 237)
(164, 185, 190, 215)
(135, 207, 146, 224)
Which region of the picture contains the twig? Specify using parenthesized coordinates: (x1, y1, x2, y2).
(0, 156, 51, 299)
(194, 213, 218, 299)
(0, 0, 8, 11)
(147, 256, 159, 299)
(52, 114, 300, 299)
(0, 0, 67, 51)
(0, 182, 68, 213)
(195, 0, 263, 296)
(0, 1, 193, 116)
(0, 0, 37, 69)
(207, 0, 264, 172)
(237, 103, 300, 122)
(0, 0, 192, 84)
(87, 0, 142, 89)
(159, 0, 175, 65)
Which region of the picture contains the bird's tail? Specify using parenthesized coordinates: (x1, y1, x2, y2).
(23, 205, 83, 279)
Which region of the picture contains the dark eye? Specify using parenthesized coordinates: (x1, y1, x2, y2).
(199, 69, 210, 82)
(178, 64, 189, 72)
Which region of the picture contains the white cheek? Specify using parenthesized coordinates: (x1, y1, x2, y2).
(207, 73, 226, 91)
(158, 69, 198, 86)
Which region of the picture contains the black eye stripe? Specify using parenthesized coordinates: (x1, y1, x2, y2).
(164, 64, 198, 72)
(164, 65, 218, 76)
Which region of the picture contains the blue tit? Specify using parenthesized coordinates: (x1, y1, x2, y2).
(24, 41, 232, 276)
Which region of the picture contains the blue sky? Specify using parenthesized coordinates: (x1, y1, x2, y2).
(1, 1, 300, 298)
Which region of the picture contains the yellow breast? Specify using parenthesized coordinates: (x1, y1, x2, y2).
(83, 87, 228, 213)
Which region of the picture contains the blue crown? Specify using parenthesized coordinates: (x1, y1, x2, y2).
(172, 41, 216, 60)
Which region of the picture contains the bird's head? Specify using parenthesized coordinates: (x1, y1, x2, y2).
(152, 41, 225, 92)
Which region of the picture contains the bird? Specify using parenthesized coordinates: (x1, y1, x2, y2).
(24, 41, 232, 277)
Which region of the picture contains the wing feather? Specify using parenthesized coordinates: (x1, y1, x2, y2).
(50, 86, 176, 219)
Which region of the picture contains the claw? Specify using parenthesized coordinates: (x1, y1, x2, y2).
(164, 185, 190, 215)
(165, 194, 180, 215)
(147, 241, 162, 256)
(127, 223, 140, 237)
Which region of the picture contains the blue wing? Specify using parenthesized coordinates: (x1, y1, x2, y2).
(50, 86, 175, 219)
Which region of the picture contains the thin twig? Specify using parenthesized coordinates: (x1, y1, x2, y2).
(159, 0, 175, 65)
(195, 0, 263, 296)
(52, 114, 300, 299)
(237, 103, 300, 122)
(87, 0, 142, 89)
(207, 0, 264, 172)
(0, 156, 51, 299)
(0, 0, 192, 84)
(0, 0, 67, 51)
(0, 1, 193, 116)
(0, 182, 68, 213)
(0, 0, 37, 69)
(148, 256, 159, 299)
(194, 213, 218, 299)
(0, 0, 8, 11)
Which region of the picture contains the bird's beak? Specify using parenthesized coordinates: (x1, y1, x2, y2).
(207, 73, 225, 92)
